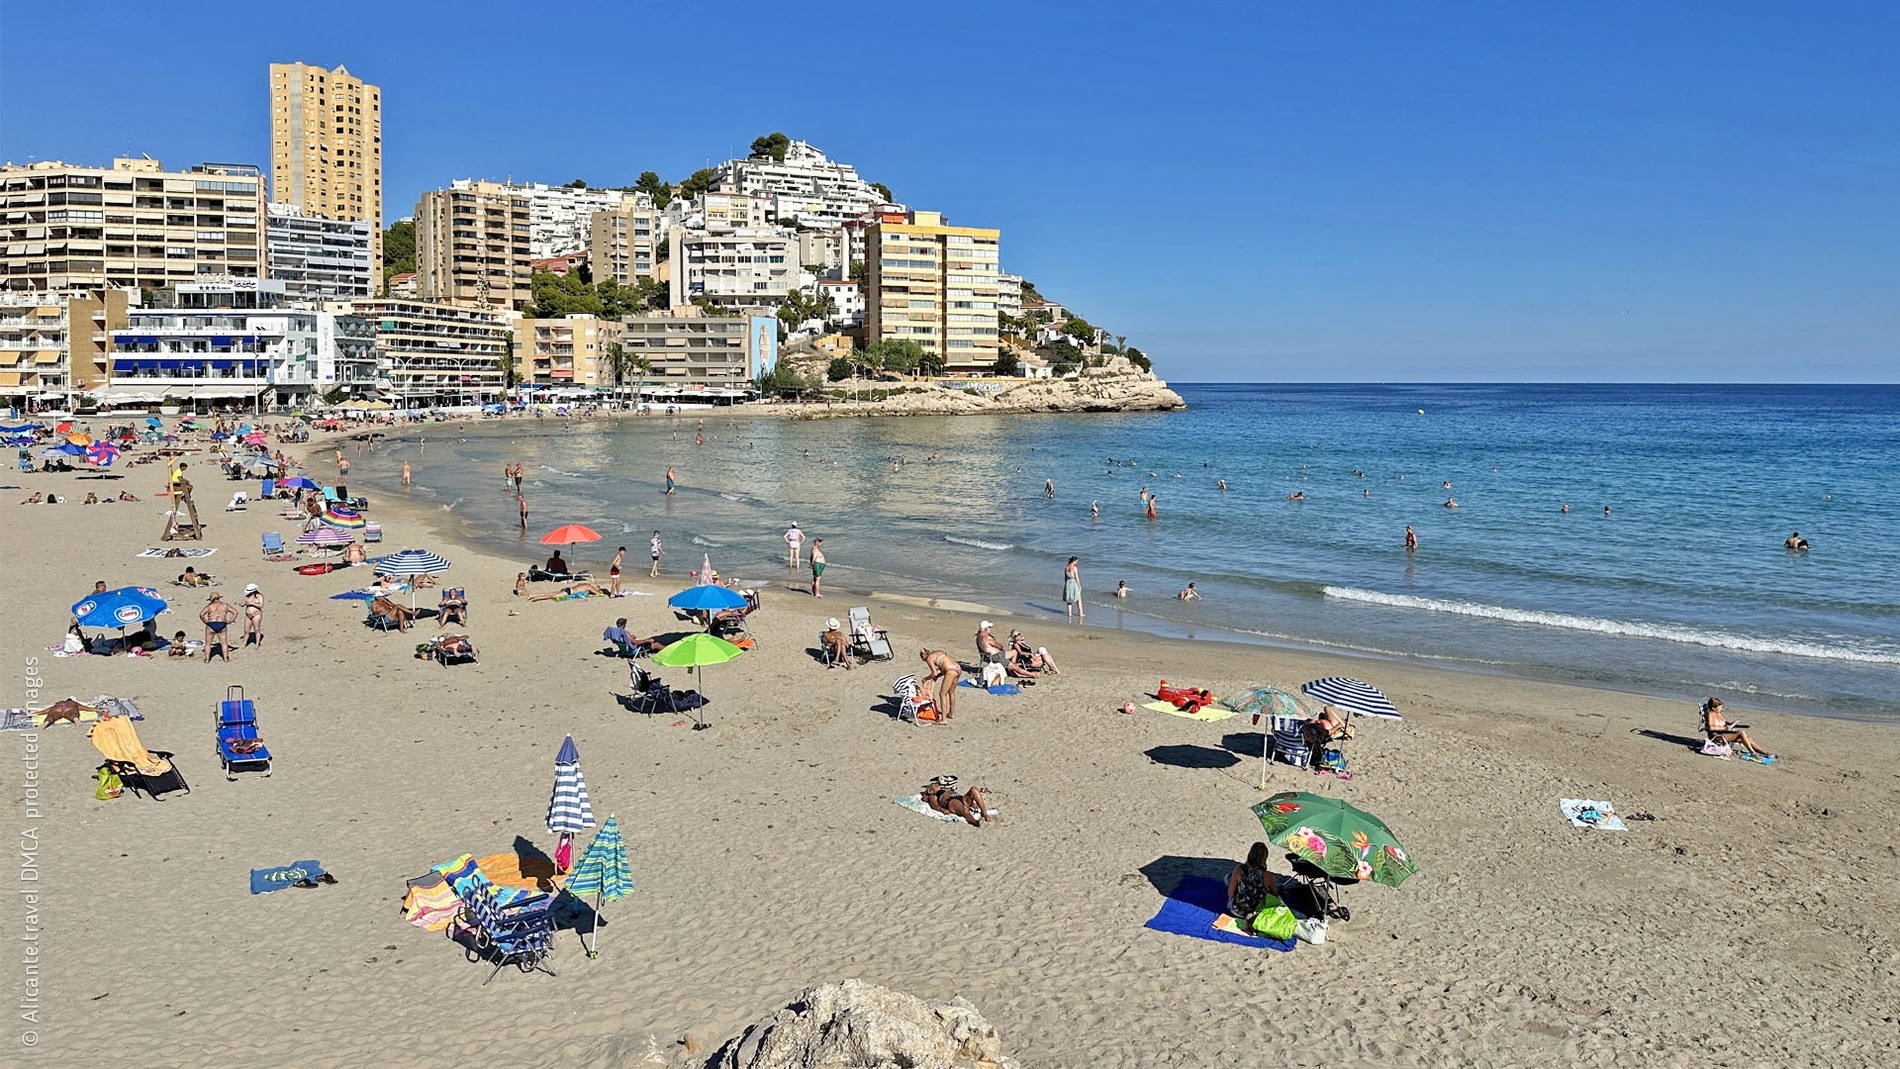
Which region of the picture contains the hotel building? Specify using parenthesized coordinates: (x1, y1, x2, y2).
(864, 209, 1001, 375)
(347, 297, 515, 404)
(268, 62, 383, 264)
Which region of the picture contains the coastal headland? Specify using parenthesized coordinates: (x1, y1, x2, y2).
(1, 421, 1895, 1068)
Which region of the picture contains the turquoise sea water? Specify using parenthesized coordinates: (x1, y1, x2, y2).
(354, 384, 1900, 721)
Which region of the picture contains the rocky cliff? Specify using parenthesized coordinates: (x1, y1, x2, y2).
(791, 371, 1186, 420)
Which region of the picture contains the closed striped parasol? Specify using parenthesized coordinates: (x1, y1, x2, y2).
(1299, 677, 1402, 720)
(545, 734, 596, 835)
(565, 814, 631, 958)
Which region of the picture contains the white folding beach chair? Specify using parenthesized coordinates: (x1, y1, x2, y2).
(849, 606, 893, 661)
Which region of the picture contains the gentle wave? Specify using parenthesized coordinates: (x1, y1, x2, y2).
(690, 535, 724, 547)
(718, 493, 746, 502)
(943, 535, 1014, 551)
(538, 465, 585, 477)
(1323, 587, 1900, 665)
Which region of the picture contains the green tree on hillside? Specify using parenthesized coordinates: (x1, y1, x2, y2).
(563, 178, 588, 189)
(527, 271, 604, 319)
(862, 338, 925, 375)
(633, 171, 672, 208)
(382, 219, 415, 278)
(678, 168, 718, 199)
(750, 132, 792, 162)
(993, 350, 1021, 377)
(870, 182, 894, 203)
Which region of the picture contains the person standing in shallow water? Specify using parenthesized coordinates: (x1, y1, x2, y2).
(1064, 556, 1084, 623)
(1405, 525, 1418, 552)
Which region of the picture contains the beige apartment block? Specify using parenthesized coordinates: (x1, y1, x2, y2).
(589, 201, 660, 286)
(1, 159, 265, 295)
(0, 288, 127, 399)
(269, 62, 383, 265)
(347, 297, 515, 404)
(864, 209, 1001, 375)
(515, 314, 622, 388)
(414, 180, 533, 311)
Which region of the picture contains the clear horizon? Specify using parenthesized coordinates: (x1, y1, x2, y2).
(1, 1, 1893, 383)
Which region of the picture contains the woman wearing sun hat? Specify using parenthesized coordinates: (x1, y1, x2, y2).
(242, 583, 265, 648)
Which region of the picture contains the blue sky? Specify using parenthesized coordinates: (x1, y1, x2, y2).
(2, 2, 1893, 382)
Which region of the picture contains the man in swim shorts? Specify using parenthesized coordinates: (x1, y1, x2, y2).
(810, 538, 826, 597)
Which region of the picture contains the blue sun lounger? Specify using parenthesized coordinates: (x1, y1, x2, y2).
(216, 685, 273, 780)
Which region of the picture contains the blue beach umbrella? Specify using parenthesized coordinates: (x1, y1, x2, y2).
(374, 548, 451, 609)
(564, 815, 632, 959)
(666, 584, 747, 613)
(279, 476, 319, 491)
(71, 586, 168, 628)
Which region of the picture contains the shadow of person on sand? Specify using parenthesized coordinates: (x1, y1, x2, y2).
(1144, 744, 1240, 770)
(1631, 727, 1704, 752)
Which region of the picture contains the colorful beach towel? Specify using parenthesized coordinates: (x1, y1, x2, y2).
(1142, 700, 1237, 722)
(251, 859, 328, 894)
(1560, 798, 1628, 832)
(893, 795, 999, 824)
(1144, 875, 1296, 951)
(0, 709, 33, 733)
(400, 875, 463, 931)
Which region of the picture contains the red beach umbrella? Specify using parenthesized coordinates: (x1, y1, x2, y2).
(539, 524, 602, 547)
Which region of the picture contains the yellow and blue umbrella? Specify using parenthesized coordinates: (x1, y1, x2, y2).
(565, 815, 632, 959)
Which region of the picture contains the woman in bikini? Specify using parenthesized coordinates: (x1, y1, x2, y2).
(920, 777, 990, 827)
(609, 546, 625, 596)
(1703, 698, 1775, 761)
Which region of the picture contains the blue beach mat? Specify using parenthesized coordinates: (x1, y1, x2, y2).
(251, 859, 328, 894)
(958, 680, 1023, 695)
(1144, 875, 1296, 951)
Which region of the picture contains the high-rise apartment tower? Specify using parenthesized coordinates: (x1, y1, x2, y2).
(269, 62, 383, 265)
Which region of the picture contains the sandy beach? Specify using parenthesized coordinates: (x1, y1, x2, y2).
(4, 428, 1897, 1069)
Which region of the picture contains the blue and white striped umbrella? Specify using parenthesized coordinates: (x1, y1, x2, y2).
(374, 548, 451, 576)
(1299, 677, 1402, 720)
(545, 734, 596, 835)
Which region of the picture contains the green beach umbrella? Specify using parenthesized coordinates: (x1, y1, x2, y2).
(651, 633, 745, 727)
(1251, 792, 1417, 889)
(565, 815, 632, 959)
(1222, 686, 1308, 789)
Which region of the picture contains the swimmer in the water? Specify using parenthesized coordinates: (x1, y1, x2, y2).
(1561, 503, 1569, 513)
(1114, 580, 1129, 598)
(1785, 531, 1810, 551)
(1216, 479, 1227, 492)
(1603, 506, 1611, 516)
(1444, 499, 1458, 509)
(1090, 501, 1099, 520)
(1405, 525, 1418, 551)
(1288, 491, 1305, 501)
(1443, 481, 1452, 489)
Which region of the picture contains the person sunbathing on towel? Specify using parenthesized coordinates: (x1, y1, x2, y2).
(370, 595, 416, 631)
(434, 634, 474, 658)
(529, 582, 605, 602)
(920, 776, 990, 827)
(177, 566, 215, 587)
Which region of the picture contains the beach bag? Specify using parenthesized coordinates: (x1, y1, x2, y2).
(1700, 738, 1733, 758)
(1319, 749, 1348, 772)
(94, 767, 123, 800)
(1249, 894, 1298, 940)
(916, 700, 942, 723)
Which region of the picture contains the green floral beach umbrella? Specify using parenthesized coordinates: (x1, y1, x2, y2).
(565, 815, 633, 959)
(1251, 791, 1418, 888)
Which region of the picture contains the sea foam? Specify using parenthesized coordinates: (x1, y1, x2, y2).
(944, 535, 1014, 551)
(1322, 587, 1900, 665)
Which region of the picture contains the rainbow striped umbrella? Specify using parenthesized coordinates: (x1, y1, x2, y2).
(322, 504, 366, 529)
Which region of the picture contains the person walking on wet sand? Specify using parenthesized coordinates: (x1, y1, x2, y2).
(810, 539, 827, 597)
(1064, 556, 1084, 622)
(665, 466, 676, 495)
(649, 530, 664, 577)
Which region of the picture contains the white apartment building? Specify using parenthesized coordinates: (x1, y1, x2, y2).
(710, 141, 886, 229)
(0, 288, 129, 401)
(996, 273, 1023, 319)
(669, 227, 804, 312)
(266, 203, 373, 303)
(816, 278, 864, 329)
(108, 279, 376, 408)
(662, 192, 771, 235)
(513, 182, 638, 258)
(0, 158, 265, 294)
(797, 230, 846, 272)
(347, 297, 515, 405)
